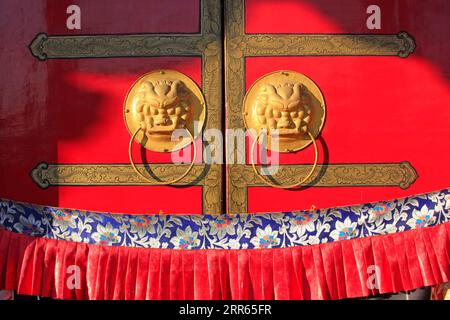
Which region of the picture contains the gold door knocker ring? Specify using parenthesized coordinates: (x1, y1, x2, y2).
(250, 129, 319, 189)
(123, 70, 206, 186)
(243, 70, 326, 189)
(128, 127, 197, 185)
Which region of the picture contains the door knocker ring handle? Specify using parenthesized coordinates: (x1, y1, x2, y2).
(250, 129, 319, 189)
(128, 127, 197, 185)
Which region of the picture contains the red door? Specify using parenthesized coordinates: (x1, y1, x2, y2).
(226, 0, 450, 213)
(0, 0, 222, 214)
(0, 0, 449, 215)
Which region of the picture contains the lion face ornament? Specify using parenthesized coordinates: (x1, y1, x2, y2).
(244, 71, 326, 153)
(255, 82, 312, 136)
(136, 79, 191, 134)
(124, 70, 206, 152)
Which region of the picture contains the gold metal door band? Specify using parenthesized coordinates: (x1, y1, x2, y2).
(31, 162, 417, 189)
(28, 0, 417, 214)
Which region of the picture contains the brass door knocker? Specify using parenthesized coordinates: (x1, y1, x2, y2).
(124, 70, 206, 185)
(250, 129, 319, 189)
(243, 70, 326, 189)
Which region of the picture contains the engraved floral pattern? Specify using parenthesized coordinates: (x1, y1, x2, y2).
(250, 225, 280, 249)
(0, 189, 449, 249)
(330, 217, 359, 241)
(170, 226, 201, 249)
(92, 223, 121, 246)
(406, 205, 436, 229)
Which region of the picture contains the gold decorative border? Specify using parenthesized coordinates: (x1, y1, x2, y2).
(31, 161, 416, 188)
(31, 162, 208, 187)
(29, 0, 223, 214)
(224, 0, 417, 213)
(235, 32, 415, 58)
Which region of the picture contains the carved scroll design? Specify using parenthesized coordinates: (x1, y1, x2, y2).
(230, 162, 417, 189)
(31, 162, 416, 188)
(30, 18, 414, 60)
(225, 0, 245, 213)
(227, 162, 417, 212)
(30, 162, 207, 188)
(29, 33, 205, 60)
(30, 162, 222, 214)
(29, 0, 223, 214)
(225, 0, 417, 213)
(241, 32, 415, 58)
(200, 0, 223, 214)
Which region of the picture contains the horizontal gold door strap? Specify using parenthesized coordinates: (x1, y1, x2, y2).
(31, 163, 208, 188)
(29, 32, 415, 61)
(31, 162, 417, 189)
(242, 32, 415, 58)
(235, 162, 417, 189)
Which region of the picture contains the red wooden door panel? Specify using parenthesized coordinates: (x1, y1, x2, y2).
(240, 0, 450, 212)
(0, 0, 206, 214)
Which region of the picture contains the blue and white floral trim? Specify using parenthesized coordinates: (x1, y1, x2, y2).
(1, 189, 449, 249)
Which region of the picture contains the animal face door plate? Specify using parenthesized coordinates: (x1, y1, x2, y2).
(124, 70, 206, 185)
(244, 71, 326, 153)
(243, 71, 325, 189)
(124, 70, 206, 153)
(9, 0, 450, 214)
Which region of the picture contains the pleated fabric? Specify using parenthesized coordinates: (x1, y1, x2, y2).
(0, 222, 449, 300)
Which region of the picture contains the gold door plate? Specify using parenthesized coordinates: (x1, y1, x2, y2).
(123, 69, 206, 152)
(243, 70, 326, 153)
